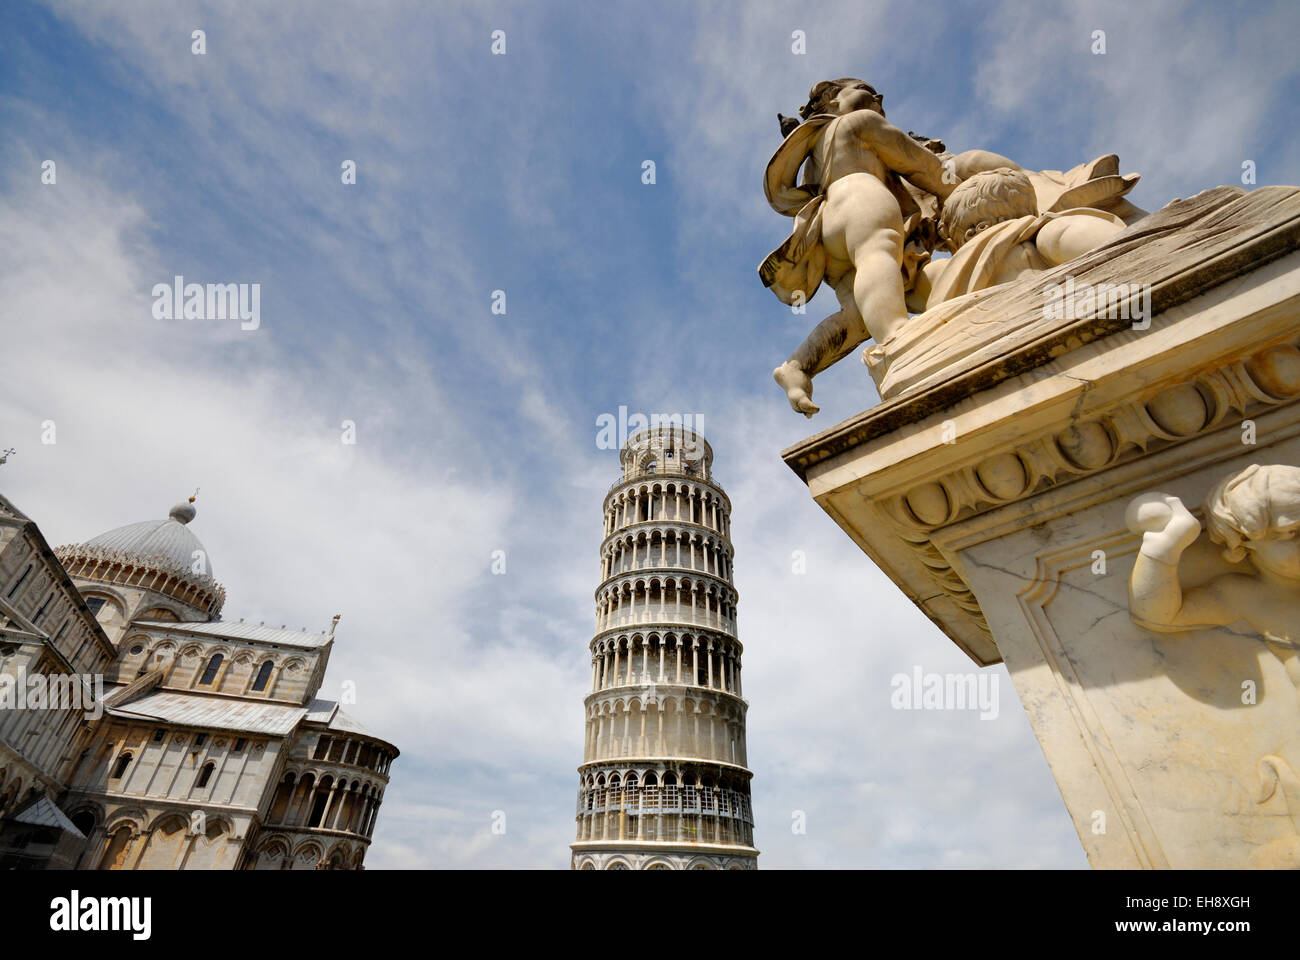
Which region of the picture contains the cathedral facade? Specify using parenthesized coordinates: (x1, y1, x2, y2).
(0, 494, 397, 870)
(571, 426, 758, 869)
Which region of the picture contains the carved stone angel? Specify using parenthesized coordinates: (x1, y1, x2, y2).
(1127, 463, 1300, 863)
(1126, 464, 1300, 655)
(761, 79, 1145, 416)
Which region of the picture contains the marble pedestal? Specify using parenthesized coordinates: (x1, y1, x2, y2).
(783, 186, 1300, 867)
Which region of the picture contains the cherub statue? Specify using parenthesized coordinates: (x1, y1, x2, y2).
(1127, 464, 1300, 680)
(909, 167, 1131, 310)
(760, 79, 959, 417)
(762, 79, 1145, 416)
(1128, 464, 1300, 861)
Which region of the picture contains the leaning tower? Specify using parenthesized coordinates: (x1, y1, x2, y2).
(571, 425, 757, 870)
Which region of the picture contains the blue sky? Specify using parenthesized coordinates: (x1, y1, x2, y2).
(2, 0, 1298, 868)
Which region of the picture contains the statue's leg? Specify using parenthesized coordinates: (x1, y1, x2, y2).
(821, 176, 908, 346)
(773, 360, 820, 418)
(1035, 213, 1126, 265)
(795, 301, 866, 377)
(774, 304, 865, 417)
(848, 222, 907, 345)
(1272, 645, 1300, 700)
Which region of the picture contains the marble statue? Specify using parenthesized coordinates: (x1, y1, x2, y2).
(912, 166, 1130, 311)
(1127, 464, 1300, 864)
(762, 79, 956, 417)
(773, 79, 1300, 862)
(1126, 464, 1300, 656)
(762, 78, 1144, 416)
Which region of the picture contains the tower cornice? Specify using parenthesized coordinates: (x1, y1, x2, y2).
(594, 568, 739, 603)
(599, 518, 735, 554)
(602, 473, 732, 513)
(588, 622, 743, 653)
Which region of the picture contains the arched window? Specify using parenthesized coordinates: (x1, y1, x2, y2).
(308, 783, 331, 827)
(196, 762, 215, 789)
(111, 753, 133, 779)
(199, 653, 223, 685)
(251, 660, 274, 692)
(71, 810, 95, 837)
(139, 607, 180, 622)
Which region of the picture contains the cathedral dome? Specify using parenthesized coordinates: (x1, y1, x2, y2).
(55, 497, 225, 618)
(84, 500, 212, 576)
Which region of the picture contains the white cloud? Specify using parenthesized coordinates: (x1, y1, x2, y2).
(0, 144, 574, 868)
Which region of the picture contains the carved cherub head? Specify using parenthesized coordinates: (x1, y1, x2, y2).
(939, 168, 1038, 251)
(1204, 464, 1300, 578)
(799, 78, 883, 120)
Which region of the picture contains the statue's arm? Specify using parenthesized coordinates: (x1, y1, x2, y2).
(1126, 493, 1239, 631)
(1129, 559, 1241, 632)
(844, 110, 956, 200)
(951, 149, 1022, 178)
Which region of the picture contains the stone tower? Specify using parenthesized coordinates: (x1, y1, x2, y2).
(571, 425, 757, 869)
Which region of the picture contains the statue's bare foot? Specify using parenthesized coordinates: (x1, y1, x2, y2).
(774, 361, 820, 418)
(862, 339, 896, 380)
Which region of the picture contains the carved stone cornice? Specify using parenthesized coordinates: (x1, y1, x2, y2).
(54, 543, 226, 618)
(884, 340, 1300, 533)
(844, 337, 1300, 664)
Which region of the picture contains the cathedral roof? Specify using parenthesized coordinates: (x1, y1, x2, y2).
(107, 689, 308, 736)
(83, 499, 212, 576)
(56, 496, 227, 618)
(0, 494, 31, 523)
(307, 698, 396, 751)
(133, 618, 334, 649)
(8, 794, 85, 837)
(0, 594, 47, 644)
